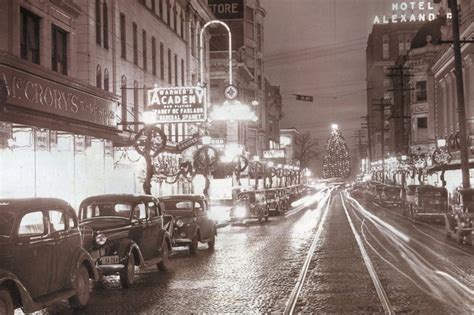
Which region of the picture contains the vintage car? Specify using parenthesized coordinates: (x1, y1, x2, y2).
(403, 185, 418, 216)
(161, 195, 217, 254)
(230, 190, 269, 223)
(373, 183, 385, 201)
(78, 194, 172, 288)
(409, 186, 448, 223)
(265, 189, 283, 215)
(446, 188, 474, 245)
(0, 198, 98, 314)
(380, 185, 403, 207)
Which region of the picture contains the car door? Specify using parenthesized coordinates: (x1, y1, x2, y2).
(130, 202, 148, 259)
(145, 200, 162, 258)
(12, 210, 52, 298)
(48, 207, 78, 292)
(195, 200, 212, 240)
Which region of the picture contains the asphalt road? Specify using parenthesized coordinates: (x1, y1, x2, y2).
(18, 187, 474, 314)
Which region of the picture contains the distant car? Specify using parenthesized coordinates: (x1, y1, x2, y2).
(230, 190, 269, 223)
(410, 186, 448, 223)
(403, 185, 418, 216)
(161, 195, 217, 254)
(265, 189, 283, 215)
(446, 188, 474, 245)
(380, 185, 403, 207)
(78, 194, 172, 288)
(0, 198, 98, 314)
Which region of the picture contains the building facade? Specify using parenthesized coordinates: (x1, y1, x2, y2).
(280, 128, 303, 166)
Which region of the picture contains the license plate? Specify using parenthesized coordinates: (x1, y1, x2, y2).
(101, 255, 120, 264)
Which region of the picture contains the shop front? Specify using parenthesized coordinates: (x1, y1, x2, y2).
(0, 54, 122, 208)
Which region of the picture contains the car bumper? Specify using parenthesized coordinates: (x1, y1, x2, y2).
(97, 264, 126, 275)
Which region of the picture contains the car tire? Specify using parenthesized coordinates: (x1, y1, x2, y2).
(120, 254, 136, 288)
(0, 288, 14, 315)
(157, 241, 169, 272)
(69, 265, 90, 309)
(189, 234, 198, 255)
(208, 233, 216, 250)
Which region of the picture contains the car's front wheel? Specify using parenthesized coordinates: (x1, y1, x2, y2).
(120, 254, 136, 288)
(69, 265, 90, 309)
(157, 241, 169, 271)
(208, 234, 216, 250)
(0, 288, 14, 315)
(189, 233, 199, 255)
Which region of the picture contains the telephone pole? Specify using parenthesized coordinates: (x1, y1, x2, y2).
(361, 115, 373, 164)
(373, 98, 391, 183)
(387, 64, 413, 155)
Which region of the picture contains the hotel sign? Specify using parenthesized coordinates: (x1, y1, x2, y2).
(373, 1, 446, 24)
(0, 64, 117, 128)
(263, 149, 285, 159)
(147, 86, 206, 123)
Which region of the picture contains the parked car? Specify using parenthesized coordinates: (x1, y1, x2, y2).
(410, 186, 448, 223)
(446, 188, 474, 245)
(380, 185, 403, 207)
(161, 195, 217, 254)
(78, 194, 172, 288)
(0, 198, 98, 314)
(265, 189, 283, 215)
(230, 190, 269, 223)
(403, 185, 418, 216)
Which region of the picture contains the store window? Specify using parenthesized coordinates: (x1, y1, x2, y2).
(416, 81, 427, 101)
(20, 8, 40, 64)
(120, 13, 126, 58)
(51, 25, 68, 75)
(103, 1, 109, 49)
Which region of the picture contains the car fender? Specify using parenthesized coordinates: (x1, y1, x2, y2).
(67, 248, 100, 285)
(119, 240, 145, 267)
(158, 229, 172, 253)
(0, 270, 36, 313)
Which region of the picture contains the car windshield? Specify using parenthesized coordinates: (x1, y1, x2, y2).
(80, 202, 133, 220)
(0, 212, 14, 237)
(163, 200, 194, 211)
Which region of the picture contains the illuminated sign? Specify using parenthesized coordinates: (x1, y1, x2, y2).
(147, 86, 206, 123)
(372, 1, 450, 24)
(263, 149, 285, 159)
(211, 138, 226, 148)
(208, 0, 244, 20)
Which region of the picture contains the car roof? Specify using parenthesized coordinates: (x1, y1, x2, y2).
(416, 185, 447, 194)
(80, 194, 157, 205)
(0, 198, 72, 213)
(159, 194, 205, 201)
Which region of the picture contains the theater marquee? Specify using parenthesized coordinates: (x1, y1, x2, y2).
(147, 86, 207, 123)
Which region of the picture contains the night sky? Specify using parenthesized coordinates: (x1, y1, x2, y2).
(262, 0, 396, 151)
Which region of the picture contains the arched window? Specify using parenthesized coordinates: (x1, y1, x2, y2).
(96, 64, 102, 88)
(95, 0, 101, 45)
(103, 68, 109, 91)
(103, 1, 108, 49)
(121, 75, 127, 127)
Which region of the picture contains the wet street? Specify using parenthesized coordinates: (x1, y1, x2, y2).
(27, 187, 473, 314)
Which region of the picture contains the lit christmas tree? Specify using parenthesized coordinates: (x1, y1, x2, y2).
(322, 124, 351, 178)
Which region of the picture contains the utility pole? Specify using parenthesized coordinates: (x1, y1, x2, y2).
(373, 98, 391, 183)
(387, 64, 413, 155)
(361, 115, 373, 164)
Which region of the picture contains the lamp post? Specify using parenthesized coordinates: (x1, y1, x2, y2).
(433, 139, 452, 187)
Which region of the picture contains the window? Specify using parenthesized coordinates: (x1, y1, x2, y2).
(68, 212, 77, 228)
(51, 25, 68, 75)
(121, 75, 127, 126)
(180, 10, 184, 38)
(160, 42, 164, 80)
(151, 0, 156, 14)
(191, 25, 195, 57)
(132, 203, 146, 220)
(181, 58, 185, 86)
(104, 68, 109, 91)
(133, 81, 139, 132)
(168, 48, 172, 84)
(166, 0, 171, 25)
(20, 8, 40, 64)
(95, 0, 101, 45)
(159, 0, 163, 17)
(416, 81, 427, 101)
(174, 54, 178, 86)
(18, 211, 44, 236)
(96, 64, 102, 88)
(382, 34, 389, 60)
(142, 29, 147, 70)
(103, 1, 109, 49)
(49, 210, 66, 232)
(120, 13, 126, 58)
(133, 22, 138, 65)
(173, 7, 177, 31)
(152, 36, 157, 75)
(148, 202, 159, 217)
(417, 117, 428, 129)
(245, 7, 254, 40)
(257, 23, 262, 51)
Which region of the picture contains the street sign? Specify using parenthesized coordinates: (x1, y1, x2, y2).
(294, 94, 313, 102)
(210, 138, 226, 148)
(224, 84, 239, 100)
(263, 149, 285, 159)
(147, 86, 206, 123)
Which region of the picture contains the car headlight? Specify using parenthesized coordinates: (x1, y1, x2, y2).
(176, 219, 184, 228)
(234, 206, 247, 218)
(95, 233, 107, 246)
